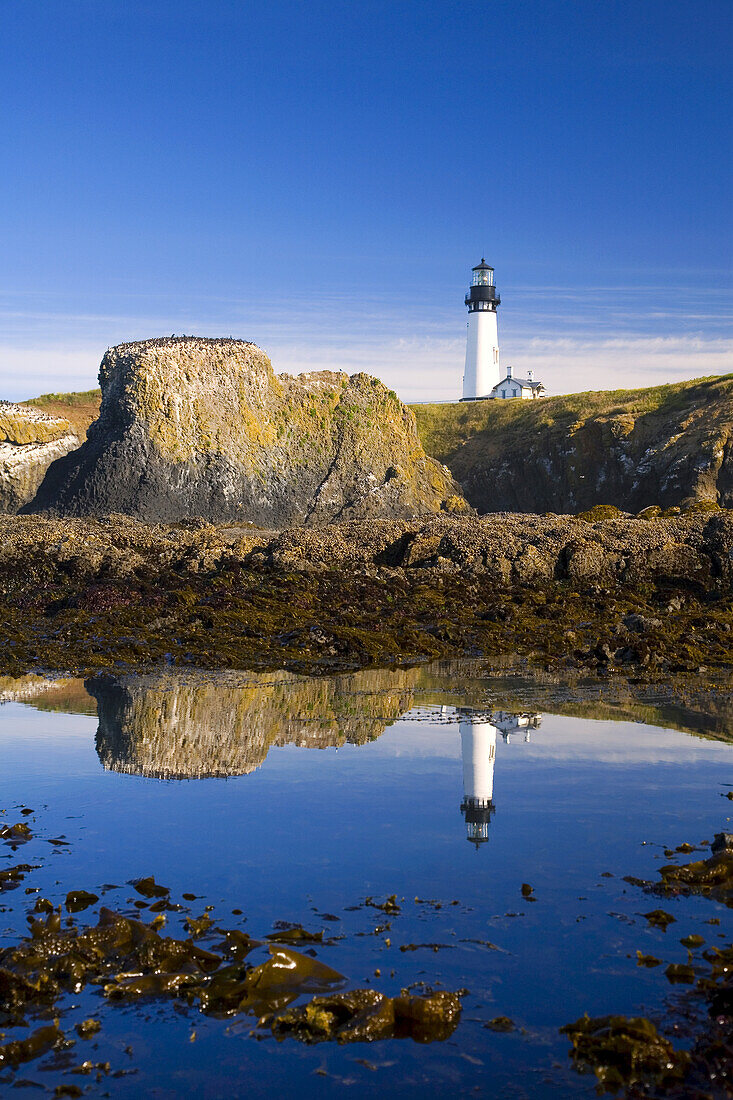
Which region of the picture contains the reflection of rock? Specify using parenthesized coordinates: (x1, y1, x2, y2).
(87, 668, 423, 780)
(0, 675, 96, 714)
(0, 403, 79, 513)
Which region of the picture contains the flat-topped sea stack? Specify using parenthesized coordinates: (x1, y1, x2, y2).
(0, 402, 80, 513)
(28, 336, 465, 524)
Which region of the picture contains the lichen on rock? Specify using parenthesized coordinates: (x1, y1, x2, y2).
(28, 336, 464, 524)
(0, 401, 79, 513)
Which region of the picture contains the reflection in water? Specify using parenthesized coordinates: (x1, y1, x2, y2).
(87, 668, 423, 780)
(459, 710, 541, 847)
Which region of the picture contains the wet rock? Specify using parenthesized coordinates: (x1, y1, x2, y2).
(271, 988, 461, 1044)
(560, 1013, 690, 1093)
(65, 890, 99, 914)
(484, 1016, 515, 1032)
(623, 612, 663, 634)
(233, 945, 345, 1017)
(365, 894, 401, 914)
(635, 952, 662, 967)
(266, 926, 324, 945)
(74, 1019, 101, 1039)
(643, 909, 676, 929)
(680, 934, 705, 949)
(665, 963, 695, 984)
(0, 1023, 64, 1068)
(0, 823, 32, 844)
(655, 851, 733, 906)
(130, 876, 169, 899)
(0, 864, 37, 892)
(711, 832, 733, 855)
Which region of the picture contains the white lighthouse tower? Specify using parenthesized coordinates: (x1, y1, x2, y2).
(459, 717, 497, 847)
(462, 259, 501, 400)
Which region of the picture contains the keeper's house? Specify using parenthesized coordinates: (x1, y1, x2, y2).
(491, 366, 545, 400)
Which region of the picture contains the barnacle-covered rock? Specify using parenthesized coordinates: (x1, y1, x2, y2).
(28, 337, 463, 524)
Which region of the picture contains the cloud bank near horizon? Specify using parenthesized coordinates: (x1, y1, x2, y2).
(1, 284, 730, 403)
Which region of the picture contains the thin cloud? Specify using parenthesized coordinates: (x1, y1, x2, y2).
(0, 284, 730, 402)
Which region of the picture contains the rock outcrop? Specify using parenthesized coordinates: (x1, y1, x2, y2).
(0, 402, 79, 513)
(28, 337, 464, 524)
(412, 374, 733, 514)
(1, 510, 730, 590)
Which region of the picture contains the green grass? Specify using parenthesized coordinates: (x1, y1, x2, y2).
(24, 389, 102, 440)
(13, 373, 733, 461)
(410, 374, 733, 461)
(25, 388, 102, 407)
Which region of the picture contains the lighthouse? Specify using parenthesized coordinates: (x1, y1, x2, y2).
(462, 259, 501, 401)
(459, 717, 497, 847)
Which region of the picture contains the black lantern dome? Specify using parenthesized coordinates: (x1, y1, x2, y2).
(466, 259, 500, 313)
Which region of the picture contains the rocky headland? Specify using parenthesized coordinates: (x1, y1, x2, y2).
(27, 337, 463, 524)
(1, 342, 731, 686)
(0, 402, 79, 512)
(414, 373, 733, 514)
(16, 371, 733, 518)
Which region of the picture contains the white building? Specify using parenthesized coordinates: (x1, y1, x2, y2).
(461, 260, 501, 400)
(491, 366, 545, 400)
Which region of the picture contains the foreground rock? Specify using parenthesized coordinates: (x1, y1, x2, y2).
(0, 511, 730, 680)
(0, 402, 79, 513)
(28, 336, 464, 524)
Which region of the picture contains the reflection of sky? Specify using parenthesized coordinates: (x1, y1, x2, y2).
(373, 713, 733, 765)
(1, 695, 732, 1098)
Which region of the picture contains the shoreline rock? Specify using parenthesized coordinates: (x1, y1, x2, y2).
(0, 402, 79, 513)
(27, 336, 464, 524)
(0, 511, 730, 682)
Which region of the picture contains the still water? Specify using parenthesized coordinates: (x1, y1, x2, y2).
(1, 664, 731, 1098)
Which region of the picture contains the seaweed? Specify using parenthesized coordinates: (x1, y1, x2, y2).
(560, 1013, 690, 1093)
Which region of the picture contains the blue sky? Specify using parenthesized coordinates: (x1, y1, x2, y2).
(1, 0, 731, 401)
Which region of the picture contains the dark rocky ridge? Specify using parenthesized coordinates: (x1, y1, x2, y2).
(28, 337, 464, 524)
(21, 372, 733, 518)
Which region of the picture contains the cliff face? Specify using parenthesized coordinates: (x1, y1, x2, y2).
(0, 402, 79, 513)
(412, 375, 733, 514)
(28, 337, 464, 524)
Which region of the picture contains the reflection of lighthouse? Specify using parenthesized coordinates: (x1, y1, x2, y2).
(460, 720, 497, 847)
(493, 711, 542, 744)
